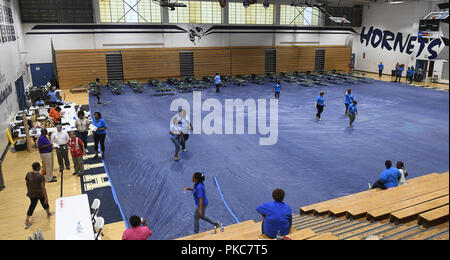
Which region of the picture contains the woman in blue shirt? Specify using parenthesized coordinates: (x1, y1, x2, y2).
(185, 172, 223, 234)
(256, 189, 292, 239)
(315, 91, 325, 120)
(345, 88, 353, 115)
(92, 112, 107, 159)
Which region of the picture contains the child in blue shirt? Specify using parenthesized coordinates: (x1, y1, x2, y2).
(345, 88, 353, 115)
(378, 62, 384, 77)
(347, 100, 358, 127)
(273, 80, 281, 99)
(215, 73, 221, 93)
(315, 91, 325, 120)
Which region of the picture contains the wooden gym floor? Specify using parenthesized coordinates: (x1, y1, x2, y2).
(0, 74, 447, 240)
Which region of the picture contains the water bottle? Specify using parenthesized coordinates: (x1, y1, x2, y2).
(77, 221, 82, 233)
(276, 230, 282, 240)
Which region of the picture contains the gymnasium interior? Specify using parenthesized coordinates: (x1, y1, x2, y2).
(0, 0, 448, 242)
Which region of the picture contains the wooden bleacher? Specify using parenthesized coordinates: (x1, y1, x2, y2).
(175, 172, 449, 240)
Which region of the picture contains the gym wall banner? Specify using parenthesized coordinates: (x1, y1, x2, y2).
(360, 26, 442, 60)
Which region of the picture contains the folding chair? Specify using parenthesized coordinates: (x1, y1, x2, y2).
(94, 217, 105, 240)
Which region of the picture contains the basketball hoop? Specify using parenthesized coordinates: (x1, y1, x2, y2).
(219, 0, 227, 8)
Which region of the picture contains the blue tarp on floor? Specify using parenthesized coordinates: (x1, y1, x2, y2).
(89, 80, 449, 240)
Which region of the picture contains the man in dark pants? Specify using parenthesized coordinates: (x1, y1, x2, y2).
(50, 124, 70, 172)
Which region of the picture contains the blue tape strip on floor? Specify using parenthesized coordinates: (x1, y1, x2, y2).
(213, 176, 240, 224)
(87, 96, 127, 227)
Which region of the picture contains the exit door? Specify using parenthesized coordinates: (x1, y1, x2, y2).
(30, 63, 54, 87)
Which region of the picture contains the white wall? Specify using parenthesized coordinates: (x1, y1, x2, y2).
(0, 0, 30, 153)
(352, 0, 448, 83)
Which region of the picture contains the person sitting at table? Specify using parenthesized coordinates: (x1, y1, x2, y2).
(51, 106, 62, 125)
(48, 87, 64, 105)
(48, 104, 57, 118)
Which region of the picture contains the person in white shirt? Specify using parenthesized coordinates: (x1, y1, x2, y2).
(51, 124, 70, 172)
(396, 161, 408, 185)
(170, 117, 183, 161)
(178, 109, 193, 152)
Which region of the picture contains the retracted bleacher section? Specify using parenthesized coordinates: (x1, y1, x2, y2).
(176, 172, 449, 240)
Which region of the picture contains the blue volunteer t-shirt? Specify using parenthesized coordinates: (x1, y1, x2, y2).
(273, 83, 281, 93)
(316, 96, 325, 106)
(379, 167, 401, 188)
(378, 64, 384, 71)
(48, 91, 58, 102)
(348, 103, 357, 114)
(256, 201, 292, 238)
(215, 75, 221, 84)
(345, 93, 354, 105)
(397, 67, 404, 75)
(93, 118, 107, 134)
(193, 182, 208, 207)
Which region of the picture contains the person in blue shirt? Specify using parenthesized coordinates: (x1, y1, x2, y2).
(272, 80, 281, 99)
(347, 100, 358, 128)
(185, 172, 223, 234)
(369, 160, 402, 190)
(378, 62, 384, 77)
(315, 91, 325, 120)
(92, 112, 107, 159)
(214, 73, 221, 93)
(344, 88, 353, 115)
(406, 67, 415, 84)
(256, 188, 292, 239)
(47, 88, 62, 105)
(395, 64, 404, 83)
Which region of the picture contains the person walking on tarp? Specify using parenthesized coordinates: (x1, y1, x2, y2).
(273, 80, 281, 100)
(215, 73, 222, 93)
(184, 172, 223, 234)
(170, 117, 183, 161)
(344, 88, 354, 115)
(315, 91, 325, 120)
(178, 109, 193, 153)
(347, 100, 358, 128)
